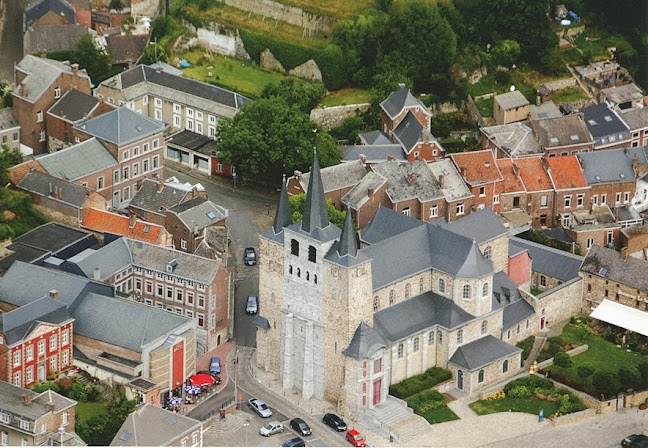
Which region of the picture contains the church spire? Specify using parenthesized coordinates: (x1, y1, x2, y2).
(273, 174, 292, 234)
(337, 205, 358, 257)
(302, 150, 329, 233)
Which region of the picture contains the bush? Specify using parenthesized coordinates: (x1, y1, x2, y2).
(516, 336, 535, 363)
(504, 375, 553, 394)
(389, 367, 452, 399)
(618, 365, 642, 391)
(577, 364, 595, 379)
(508, 385, 532, 398)
(31, 381, 61, 394)
(592, 371, 621, 398)
(553, 352, 573, 369)
(407, 389, 446, 414)
(638, 360, 648, 389)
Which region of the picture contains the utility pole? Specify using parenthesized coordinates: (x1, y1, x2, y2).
(233, 348, 239, 409)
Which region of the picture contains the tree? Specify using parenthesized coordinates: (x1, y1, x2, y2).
(216, 98, 340, 184)
(329, 115, 365, 145)
(618, 365, 642, 391)
(553, 352, 573, 369)
(71, 34, 113, 84)
(592, 371, 621, 398)
(261, 78, 325, 114)
(0, 146, 22, 186)
(490, 40, 521, 68)
(639, 360, 648, 389)
(289, 194, 347, 229)
(577, 364, 595, 379)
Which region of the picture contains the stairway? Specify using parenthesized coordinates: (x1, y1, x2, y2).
(358, 396, 431, 444)
(205, 411, 246, 433)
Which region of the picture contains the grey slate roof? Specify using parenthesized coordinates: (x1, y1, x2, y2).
(298, 159, 368, 193)
(24, 24, 88, 54)
(169, 197, 228, 231)
(18, 170, 91, 208)
(25, 0, 75, 29)
(325, 208, 368, 267)
(448, 335, 521, 370)
(495, 91, 529, 110)
(0, 381, 74, 421)
(0, 107, 18, 131)
(0, 296, 70, 345)
(342, 171, 388, 210)
(618, 107, 648, 131)
(529, 100, 562, 120)
(480, 123, 542, 157)
(272, 175, 293, 235)
(612, 205, 642, 223)
(110, 403, 201, 446)
(302, 153, 330, 234)
(130, 178, 191, 214)
(343, 322, 388, 359)
(380, 85, 431, 120)
(341, 144, 405, 164)
(373, 292, 474, 342)
(14, 56, 89, 103)
(359, 205, 425, 245)
(502, 297, 536, 330)
(252, 315, 270, 329)
(580, 244, 648, 290)
(77, 107, 165, 145)
(359, 130, 392, 145)
(530, 115, 593, 148)
(392, 111, 424, 153)
(578, 146, 647, 184)
(32, 388, 76, 413)
(48, 88, 100, 122)
(509, 237, 583, 281)
(37, 137, 116, 181)
(581, 102, 629, 138)
(371, 159, 443, 203)
(10, 221, 93, 254)
(167, 129, 218, 157)
(435, 207, 506, 244)
(428, 159, 473, 203)
(65, 238, 131, 280)
(72, 292, 191, 352)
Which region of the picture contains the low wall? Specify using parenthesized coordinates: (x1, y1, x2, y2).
(537, 344, 589, 370)
(551, 408, 597, 426)
(625, 389, 648, 408)
(310, 103, 370, 130)
(543, 77, 577, 91)
(433, 378, 456, 394)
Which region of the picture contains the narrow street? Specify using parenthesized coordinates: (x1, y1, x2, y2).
(0, 0, 28, 82)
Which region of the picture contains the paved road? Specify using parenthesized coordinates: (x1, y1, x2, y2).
(0, 0, 28, 82)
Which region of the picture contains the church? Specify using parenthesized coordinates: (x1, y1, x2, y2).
(254, 153, 582, 418)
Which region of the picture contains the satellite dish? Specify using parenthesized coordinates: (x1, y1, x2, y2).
(510, 85, 516, 92)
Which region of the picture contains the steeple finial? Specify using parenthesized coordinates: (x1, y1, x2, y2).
(301, 150, 329, 233)
(273, 174, 292, 234)
(337, 204, 358, 257)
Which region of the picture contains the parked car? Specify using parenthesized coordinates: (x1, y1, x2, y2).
(623, 434, 648, 447)
(346, 429, 366, 447)
(244, 247, 257, 265)
(289, 418, 311, 436)
(209, 356, 221, 374)
(246, 295, 258, 314)
(196, 370, 222, 385)
(322, 413, 347, 431)
(259, 421, 284, 437)
(248, 398, 272, 418)
(281, 437, 305, 447)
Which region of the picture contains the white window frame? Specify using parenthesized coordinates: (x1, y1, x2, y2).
(456, 203, 465, 215)
(402, 208, 410, 217)
(38, 340, 45, 355)
(49, 335, 57, 350)
(186, 108, 194, 118)
(37, 111, 43, 122)
(143, 95, 149, 105)
(209, 126, 216, 138)
(173, 115, 181, 128)
(173, 103, 181, 114)
(13, 350, 20, 367)
(430, 205, 438, 217)
(54, 87, 61, 98)
(154, 97, 162, 108)
(155, 109, 162, 121)
(564, 195, 572, 208)
(39, 130, 46, 142)
(493, 194, 500, 204)
(181, 239, 188, 250)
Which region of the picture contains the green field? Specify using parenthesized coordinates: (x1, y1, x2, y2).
(319, 88, 372, 107)
(552, 86, 589, 104)
(277, 0, 375, 19)
(470, 397, 560, 416)
(75, 401, 109, 424)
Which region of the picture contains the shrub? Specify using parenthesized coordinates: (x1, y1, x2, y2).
(389, 367, 452, 399)
(592, 371, 621, 399)
(516, 336, 535, 363)
(638, 360, 648, 389)
(553, 352, 573, 369)
(407, 389, 446, 415)
(504, 375, 553, 394)
(31, 381, 60, 394)
(508, 385, 532, 398)
(618, 365, 642, 391)
(577, 364, 595, 379)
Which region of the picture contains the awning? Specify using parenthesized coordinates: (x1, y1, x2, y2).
(590, 299, 648, 337)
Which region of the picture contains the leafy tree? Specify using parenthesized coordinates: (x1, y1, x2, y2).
(375, 0, 393, 12)
(577, 364, 595, 379)
(289, 194, 346, 229)
(261, 78, 325, 113)
(52, 34, 114, 84)
(369, 59, 413, 106)
(592, 371, 621, 398)
(490, 40, 521, 68)
(0, 146, 22, 186)
(76, 398, 136, 446)
(553, 351, 573, 369)
(618, 365, 642, 391)
(329, 115, 366, 145)
(109, 0, 122, 9)
(216, 98, 340, 184)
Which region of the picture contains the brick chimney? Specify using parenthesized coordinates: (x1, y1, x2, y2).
(71, 63, 79, 76)
(633, 154, 639, 171)
(20, 82, 27, 97)
(156, 180, 164, 192)
(129, 214, 137, 228)
(407, 172, 417, 186)
(461, 167, 467, 177)
(438, 174, 445, 189)
(368, 188, 374, 198)
(22, 394, 32, 405)
(191, 186, 198, 199)
(57, 187, 62, 199)
(49, 290, 59, 300)
(387, 154, 395, 161)
(621, 247, 629, 260)
(46, 402, 55, 412)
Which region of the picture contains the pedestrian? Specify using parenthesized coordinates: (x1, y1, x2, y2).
(220, 409, 226, 419)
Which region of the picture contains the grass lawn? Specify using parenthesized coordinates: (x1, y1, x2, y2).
(277, 0, 375, 19)
(75, 401, 108, 424)
(415, 404, 460, 424)
(174, 49, 304, 98)
(470, 397, 560, 416)
(319, 88, 371, 107)
(530, 288, 543, 296)
(474, 97, 493, 118)
(552, 86, 589, 104)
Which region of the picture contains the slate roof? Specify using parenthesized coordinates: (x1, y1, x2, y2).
(380, 85, 431, 120)
(77, 107, 166, 145)
(72, 292, 191, 352)
(343, 322, 388, 359)
(37, 137, 116, 181)
(24, 24, 88, 54)
(359, 130, 392, 145)
(168, 197, 228, 230)
(618, 107, 648, 131)
(297, 159, 367, 194)
(341, 144, 405, 164)
(436, 207, 507, 244)
(63, 238, 130, 280)
(106, 34, 147, 64)
(529, 100, 562, 120)
(514, 157, 553, 192)
(14, 55, 89, 103)
(302, 153, 330, 234)
(359, 205, 425, 245)
(342, 171, 388, 210)
(0, 296, 70, 345)
(530, 115, 593, 148)
(495, 158, 526, 194)
(509, 237, 583, 282)
(167, 129, 218, 157)
(494, 274, 535, 329)
(147, 61, 183, 77)
(392, 111, 425, 153)
(81, 208, 166, 245)
(581, 102, 629, 138)
(0, 381, 74, 421)
(428, 159, 473, 202)
(32, 388, 76, 413)
(578, 146, 646, 184)
(480, 123, 541, 157)
(373, 292, 474, 342)
(129, 178, 191, 214)
(325, 208, 368, 267)
(48, 88, 100, 122)
(448, 335, 521, 370)
(546, 155, 588, 190)
(25, 0, 75, 29)
(450, 150, 503, 186)
(580, 244, 648, 291)
(371, 159, 443, 203)
(495, 91, 529, 110)
(270, 175, 292, 236)
(10, 221, 92, 254)
(0, 107, 18, 131)
(110, 404, 201, 446)
(18, 170, 91, 208)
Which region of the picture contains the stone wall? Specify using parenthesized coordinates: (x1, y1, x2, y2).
(310, 104, 370, 130)
(551, 408, 598, 426)
(543, 78, 577, 91)
(131, 0, 159, 17)
(537, 277, 584, 331)
(180, 22, 250, 59)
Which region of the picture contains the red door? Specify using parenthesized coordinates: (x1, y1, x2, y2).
(373, 379, 381, 405)
(540, 317, 546, 330)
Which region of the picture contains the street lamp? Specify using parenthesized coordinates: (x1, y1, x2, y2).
(243, 422, 249, 446)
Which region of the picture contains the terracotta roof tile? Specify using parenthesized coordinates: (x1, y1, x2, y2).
(495, 159, 526, 194)
(546, 155, 588, 190)
(450, 150, 503, 185)
(82, 208, 164, 244)
(9, 160, 46, 186)
(515, 157, 553, 192)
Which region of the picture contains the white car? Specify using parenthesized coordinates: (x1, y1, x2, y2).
(248, 398, 272, 418)
(260, 421, 284, 436)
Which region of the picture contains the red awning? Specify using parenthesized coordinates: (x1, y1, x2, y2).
(190, 373, 215, 387)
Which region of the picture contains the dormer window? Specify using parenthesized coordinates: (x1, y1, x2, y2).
(570, 134, 579, 141)
(588, 119, 597, 126)
(166, 259, 178, 273)
(604, 115, 612, 122)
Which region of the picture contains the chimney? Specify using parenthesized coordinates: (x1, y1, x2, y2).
(294, 170, 302, 182)
(156, 180, 164, 192)
(22, 394, 32, 405)
(368, 188, 374, 198)
(57, 187, 62, 199)
(46, 402, 55, 412)
(39, 51, 47, 59)
(422, 131, 430, 144)
(461, 167, 467, 177)
(387, 154, 395, 161)
(621, 246, 629, 260)
(407, 172, 417, 186)
(93, 267, 101, 280)
(71, 63, 79, 76)
(633, 154, 639, 171)
(129, 214, 137, 228)
(192, 220, 199, 235)
(439, 174, 446, 189)
(191, 186, 198, 198)
(49, 182, 53, 195)
(49, 290, 59, 300)
(20, 82, 27, 97)
(359, 154, 367, 164)
(398, 82, 406, 88)
(536, 90, 541, 107)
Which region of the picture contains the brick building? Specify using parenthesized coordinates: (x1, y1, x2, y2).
(450, 150, 503, 213)
(165, 197, 228, 253)
(128, 178, 204, 226)
(545, 155, 591, 227)
(618, 107, 648, 148)
(581, 102, 631, 150)
(514, 157, 554, 226)
(530, 114, 594, 157)
(165, 129, 234, 178)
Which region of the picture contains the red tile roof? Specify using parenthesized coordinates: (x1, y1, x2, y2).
(82, 208, 164, 244)
(9, 160, 46, 186)
(514, 157, 553, 192)
(450, 150, 503, 185)
(546, 155, 588, 190)
(495, 158, 526, 194)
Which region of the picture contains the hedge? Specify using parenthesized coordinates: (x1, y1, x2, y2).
(389, 367, 452, 399)
(517, 336, 535, 363)
(504, 375, 553, 394)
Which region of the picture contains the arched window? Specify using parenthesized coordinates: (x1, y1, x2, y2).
(482, 283, 489, 297)
(373, 296, 380, 311)
(463, 285, 471, 299)
(437, 331, 443, 344)
(306, 271, 310, 281)
(413, 337, 419, 352)
(405, 284, 411, 298)
(526, 319, 529, 329)
(308, 245, 317, 262)
(481, 320, 487, 335)
(478, 369, 485, 383)
(483, 246, 492, 259)
(289, 265, 293, 275)
(438, 278, 445, 293)
(502, 360, 509, 373)
(297, 268, 301, 278)
(457, 329, 463, 344)
(428, 331, 434, 345)
(291, 239, 299, 256)
(314, 274, 317, 284)
(397, 343, 404, 359)
(389, 290, 395, 305)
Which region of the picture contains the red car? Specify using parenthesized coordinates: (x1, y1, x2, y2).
(346, 429, 366, 447)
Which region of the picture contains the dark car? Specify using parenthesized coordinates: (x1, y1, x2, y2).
(244, 247, 257, 266)
(623, 434, 648, 447)
(289, 418, 311, 436)
(281, 437, 305, 447)
(322, 413, 347, 432)
(196, 370, 222, 385)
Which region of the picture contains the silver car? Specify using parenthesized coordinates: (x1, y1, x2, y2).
(248, 398, 272, 418)
(260, 421, 284, 437)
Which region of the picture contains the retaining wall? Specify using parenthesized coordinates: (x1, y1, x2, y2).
(310, 103, 370, 130)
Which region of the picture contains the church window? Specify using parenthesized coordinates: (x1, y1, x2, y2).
(374, 358, 382, 373)
(397, 343, 403, 359)
(373, 296, 379, 311)
(438, 278, 445, 293)
(517, 324, 520, 334)
(291, 239, 299, 256)
(419, 278, 424, 292)
(502, 360, 509, 373)
(428, 331, 434, 345)
(413, 337, 419, 352)
(308, 245, 317, 262)
(297, 268, 301, 278)
(484, 246, 492, 259)
(306, 272, 310, 281)
(540, 275, 546, 287)
(478, 369, 484, 383)
(457, 330, 463, 344)
(526, 319, 529, 329)
(289, 265, 293, 274)
(314, 274, 317, 284)
(405, 284, 411, 298)
(481, 320, 487, 335)
(463, 285, 471, 299)
(437, 331, 443, 344)
(389, 290, 395, 305)
(482, 283, 489, 297)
